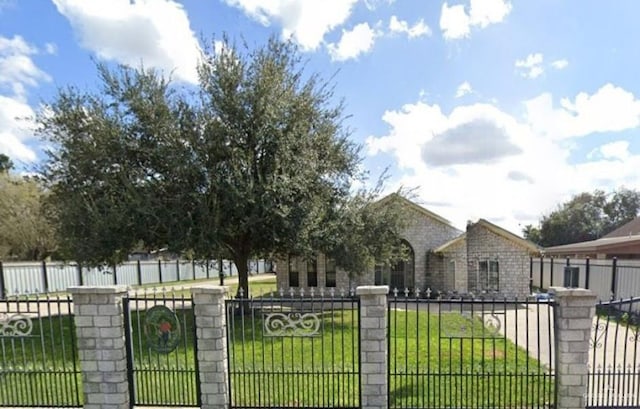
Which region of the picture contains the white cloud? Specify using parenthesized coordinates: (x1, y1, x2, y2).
(44, 43, 58, 55)
(53, 0, 201, 84)
(364, 0, 395, 10)
(223, 0, 358, 51)
(0, 35, 49, 163)
(515, 53, 544, 79)
(551, 59, 568, 70)
(0, 95, 37, 162)
(525, 83, 640, 139)
(327, 22, 379, 62)
(367, 83, 640, 234)
(0, 35, 51, 97)
(440, 0, 512, 40)
(455, 81, 473, 98)
(588, 141, 630, 161)
(388, 16, 431, 39)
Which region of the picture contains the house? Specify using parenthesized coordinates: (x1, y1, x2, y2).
(544, 216, 640, 259)
(275, 195, 539, 298)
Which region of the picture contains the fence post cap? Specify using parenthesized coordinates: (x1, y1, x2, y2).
(549, 286, 596, 297)
(68, 285, 129, 294)
(356, 285, 389, 295)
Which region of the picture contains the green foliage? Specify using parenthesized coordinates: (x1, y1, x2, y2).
(0, 172, 56, 260)
(524, 188, 640, 246)
(38, 36, 407, 294)
(0, 153, 13, 173)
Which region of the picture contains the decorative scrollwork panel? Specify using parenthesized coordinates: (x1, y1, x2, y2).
(0, 313, 33, 337)
(264, 312, 321, 337)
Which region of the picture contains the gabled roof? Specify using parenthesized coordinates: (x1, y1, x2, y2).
(603, 216, 640, 238)
(376, 193, 457, 229)
(544, 234, 640, 255)
(472, 219, 540, 253)
(433, 233, 466, 253)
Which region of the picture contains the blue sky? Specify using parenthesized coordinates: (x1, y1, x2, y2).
(2, 0, 640, 235)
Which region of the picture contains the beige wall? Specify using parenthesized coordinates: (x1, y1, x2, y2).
(465, 223, 531, 298)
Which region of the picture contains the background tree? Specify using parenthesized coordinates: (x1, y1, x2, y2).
(0, 153, 14, 173)
(38, 37, 407, 296)
(523, 188, 640, 247)
(0, 171, 56, 260)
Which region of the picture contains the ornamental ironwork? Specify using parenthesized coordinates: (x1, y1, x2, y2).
(264, 312, 321, 337)
(0, 313, 33, 337)
(143, 305, 181, 353)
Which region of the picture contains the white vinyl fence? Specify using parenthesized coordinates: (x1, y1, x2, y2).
(531, 257, 640, 301)
(0, 259, 271, 296)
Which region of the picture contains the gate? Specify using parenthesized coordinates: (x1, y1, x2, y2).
(226, 289, 360, 408)
(388, 291, 556, 408)
(587, 297, 640, 408)
(0, 294, 82, 407)
(124, 289, 200, 407)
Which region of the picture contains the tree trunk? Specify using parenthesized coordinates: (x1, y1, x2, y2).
(234, 253, 250, 299)
(232, 253, 251, 315)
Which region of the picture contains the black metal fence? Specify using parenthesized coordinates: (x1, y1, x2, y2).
(0, 294, 82, 407)
(225, 290, 360, 408)
(388, 290, 555, 408)
(124, 289, 200, 407)
(587, 296, 640, 408)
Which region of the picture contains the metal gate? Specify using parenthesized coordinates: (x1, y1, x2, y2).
(124, 289, 200, 407)
(587, 297, 640, 408)
(226, 289, 360, 408)
(388, 291, 556, 409)
(0, 294, 82, 407)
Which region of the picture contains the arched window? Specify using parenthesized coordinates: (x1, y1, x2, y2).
(375, 240, 415, 290)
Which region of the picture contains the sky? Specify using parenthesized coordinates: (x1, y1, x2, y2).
(1, 0, 640, 236)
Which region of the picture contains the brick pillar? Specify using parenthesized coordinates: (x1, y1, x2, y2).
(551, 287, 597, 409)
(70, 286, 129, 409)
(192, 286, 229, 409)
(356, 285, 389, 409)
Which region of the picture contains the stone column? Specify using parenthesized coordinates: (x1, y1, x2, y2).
(356, 285, 389, 409)
(192, 286, 229, 409)
(70, 286, 129, 409)
(551, 287, 597, 409)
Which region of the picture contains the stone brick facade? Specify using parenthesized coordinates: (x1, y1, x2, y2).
(465, 221, 533, 298)
(70, 286, 130, 409)
(275, 197, 537, 298)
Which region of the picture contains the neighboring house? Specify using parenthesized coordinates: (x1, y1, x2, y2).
(276, 195, 539, 298)
(544, 216, 640, 259)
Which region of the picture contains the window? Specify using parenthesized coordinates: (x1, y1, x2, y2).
(325, 257, 336, 287)
(447, 260, 456, 275)
(307, 256, 318, 287)
(478, 259, 499, 291)
(289, 255, 299, 287)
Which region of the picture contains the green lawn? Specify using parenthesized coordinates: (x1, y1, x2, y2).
(0, 297, 554, 408)
(389, 309, 555, 408)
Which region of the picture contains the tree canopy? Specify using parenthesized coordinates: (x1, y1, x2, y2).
(523, 188, 640, 247)
(0, 153, 14, 173)
(0, 171, 56, 260)
(38, 37, 407, 295)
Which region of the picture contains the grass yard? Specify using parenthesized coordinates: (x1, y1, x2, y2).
(389, 308, 554, 408)
(0, 295, 554, 408)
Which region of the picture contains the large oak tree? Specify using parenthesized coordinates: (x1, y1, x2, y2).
(38, 37, 407, 296)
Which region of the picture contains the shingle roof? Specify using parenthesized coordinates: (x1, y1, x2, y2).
(603, 216, 640, 238)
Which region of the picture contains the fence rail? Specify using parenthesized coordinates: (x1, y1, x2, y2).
(0, 259, 271, 297)
(531, 257, 640, 302)
(388, 293, 555, 409)
(0, 294, 82, 407)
